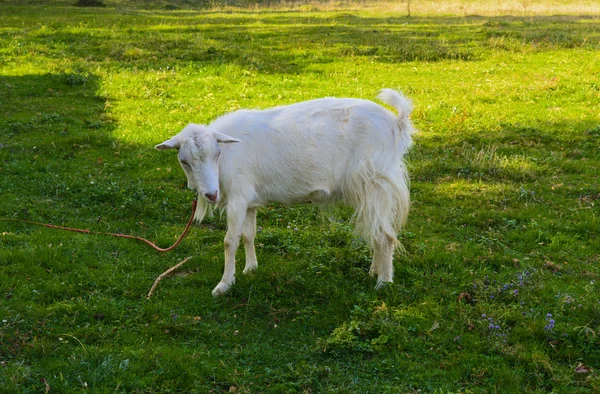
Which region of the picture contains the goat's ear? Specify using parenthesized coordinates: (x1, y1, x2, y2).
(155, 137, 180, 150)
(212, 131, 240, 144)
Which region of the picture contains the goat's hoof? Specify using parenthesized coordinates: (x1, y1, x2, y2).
(212, 281, 233, 296)
(374, 280, 392, 290)
(243, 264, 257, 275)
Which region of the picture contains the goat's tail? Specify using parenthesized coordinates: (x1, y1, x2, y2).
(377, 89, 414, 132)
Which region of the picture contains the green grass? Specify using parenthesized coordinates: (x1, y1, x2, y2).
(1, 1, 599, 392)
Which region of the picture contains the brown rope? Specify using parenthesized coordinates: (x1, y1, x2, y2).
(0, 199, 198, 253)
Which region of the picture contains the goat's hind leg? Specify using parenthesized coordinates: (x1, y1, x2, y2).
(372, 234, 396, 289)
(369, 256, 379, 277)
(371, 165, 409, 289)
(242, 208, 258, 275)
(212, 199, 248, 296)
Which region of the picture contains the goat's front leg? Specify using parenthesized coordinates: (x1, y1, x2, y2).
(212, 201, 247, 296)
(242, 208, 258, 275)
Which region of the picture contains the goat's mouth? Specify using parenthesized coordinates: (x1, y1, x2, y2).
(202, 191, 219, 204)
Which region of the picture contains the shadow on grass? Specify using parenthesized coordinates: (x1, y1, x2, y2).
(0, 71, 198, 230)
(410, 120, 600, 185)
(0, 72, 119, 218)
(2, 10, 598, 74)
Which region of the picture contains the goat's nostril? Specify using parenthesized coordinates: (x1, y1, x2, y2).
(204, 192, 218, 202)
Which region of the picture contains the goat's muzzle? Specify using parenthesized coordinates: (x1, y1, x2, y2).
(204, 191, 218, 203)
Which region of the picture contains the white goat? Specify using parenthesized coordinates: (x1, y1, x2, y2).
(156, 89, 414, 296)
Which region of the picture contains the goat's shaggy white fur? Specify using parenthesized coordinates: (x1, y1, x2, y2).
(156, 89, 415, 296)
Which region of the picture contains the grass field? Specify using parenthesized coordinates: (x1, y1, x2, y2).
(1, 0, 599, 392)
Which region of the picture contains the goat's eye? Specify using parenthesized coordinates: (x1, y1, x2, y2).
(180, 160, 190, 167)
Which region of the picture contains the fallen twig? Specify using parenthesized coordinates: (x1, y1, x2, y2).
(147, 256, 193, 299)
(41, 378, 50, 394)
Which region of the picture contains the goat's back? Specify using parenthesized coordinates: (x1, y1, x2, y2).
(211, 96, 412, 206)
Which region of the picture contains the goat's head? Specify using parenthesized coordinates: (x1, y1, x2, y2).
(155, 123, 239, 204)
